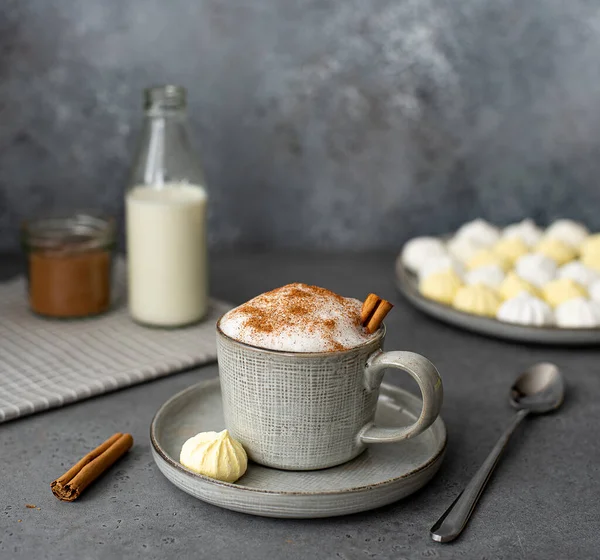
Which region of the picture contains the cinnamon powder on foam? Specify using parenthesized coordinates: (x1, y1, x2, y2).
(220, 283, 374, 352)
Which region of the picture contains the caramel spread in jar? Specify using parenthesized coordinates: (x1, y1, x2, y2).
(22, 215, 115, 318)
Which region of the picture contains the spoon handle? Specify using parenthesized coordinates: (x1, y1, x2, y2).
(430, 409, 529, 543)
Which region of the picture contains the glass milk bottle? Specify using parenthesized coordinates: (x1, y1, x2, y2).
(126, 85, 208, 327)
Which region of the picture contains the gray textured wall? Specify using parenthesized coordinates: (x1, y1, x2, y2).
(2, 0, 600, 251)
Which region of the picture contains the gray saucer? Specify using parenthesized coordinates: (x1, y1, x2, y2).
(150, 377, 446, 518)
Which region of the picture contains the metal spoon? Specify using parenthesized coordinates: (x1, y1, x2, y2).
(430, 362, 565, 543)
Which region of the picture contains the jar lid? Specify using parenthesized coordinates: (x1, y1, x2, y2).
(22, 213, 116, 252)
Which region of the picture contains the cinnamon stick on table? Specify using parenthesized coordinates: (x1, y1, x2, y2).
(51, 432, 133, 502)
(361, 293, 393, 334)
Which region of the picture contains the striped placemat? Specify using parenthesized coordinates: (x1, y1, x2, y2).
(0, 260, 231, 423)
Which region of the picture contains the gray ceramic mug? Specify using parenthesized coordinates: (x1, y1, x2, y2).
(217, 323, 443, 470)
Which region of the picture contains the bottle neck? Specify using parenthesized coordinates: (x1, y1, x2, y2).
(144, 85, 187, 118)
(144, 109, 187, 123)
(128, 85, 204, 189)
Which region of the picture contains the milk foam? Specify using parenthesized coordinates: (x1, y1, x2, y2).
(219, 283, 377, 352)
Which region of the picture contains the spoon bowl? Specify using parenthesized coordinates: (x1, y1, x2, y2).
(510, 362, 565, 414)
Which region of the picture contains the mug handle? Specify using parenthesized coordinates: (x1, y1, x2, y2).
(359, 350, 443, 444)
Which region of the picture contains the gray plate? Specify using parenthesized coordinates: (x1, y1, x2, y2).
(150, 377, 446, 518)
(395, 258, 600, 346)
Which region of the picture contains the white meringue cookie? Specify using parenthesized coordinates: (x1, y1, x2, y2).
(401, 237, 447, 273)
(455, 219, 500, 247)
(464, 264, 505, 289)
(515, 253, 557, 288)
(496, 292, 554, 327)
(418, 254, 464, 281)
(544, 219, 589, 248)
(557, 261, 600, 288)
(589, 280, 600, 303)
(502, 219, 543, 247)
(554, 297, 600, 328)
(447, 235, 487, 263)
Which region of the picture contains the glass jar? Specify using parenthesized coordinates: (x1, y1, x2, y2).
(21, 214, 115, 318)
(126, 85, 209, 327)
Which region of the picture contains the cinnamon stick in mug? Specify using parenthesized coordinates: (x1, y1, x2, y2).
(361, 293, 393, 333)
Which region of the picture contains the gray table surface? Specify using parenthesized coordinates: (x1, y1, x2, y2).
(1, 252, 599, 560)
